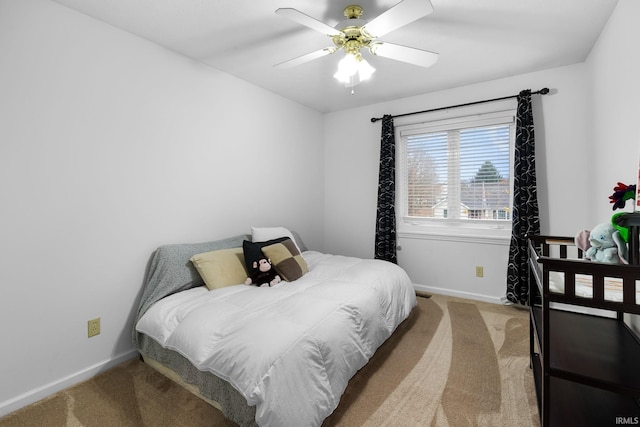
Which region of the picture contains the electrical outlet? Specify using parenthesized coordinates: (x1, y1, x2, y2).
(88, 318, 100, 338)
(475, 266, 484, 278)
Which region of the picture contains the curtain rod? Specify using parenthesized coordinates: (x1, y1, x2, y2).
(370, 87, 550, 123)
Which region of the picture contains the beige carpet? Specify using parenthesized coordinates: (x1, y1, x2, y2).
(0, 294, 539, 427)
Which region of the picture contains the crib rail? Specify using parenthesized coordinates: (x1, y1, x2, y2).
(527, 235, 640, 315)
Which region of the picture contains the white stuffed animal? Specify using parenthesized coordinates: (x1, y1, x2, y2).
(584, 222, 627, 264)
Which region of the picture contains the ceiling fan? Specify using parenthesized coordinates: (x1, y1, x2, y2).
(274, 0, 438, 87)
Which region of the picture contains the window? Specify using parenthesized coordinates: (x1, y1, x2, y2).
(396, 104, 516, 238)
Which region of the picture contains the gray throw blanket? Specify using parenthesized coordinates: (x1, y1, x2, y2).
(132, 234, 250, 347)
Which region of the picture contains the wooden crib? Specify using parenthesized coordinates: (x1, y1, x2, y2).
(527, 216, 640, 426)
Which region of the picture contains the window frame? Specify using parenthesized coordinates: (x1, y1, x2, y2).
(394, 99, 517, 243)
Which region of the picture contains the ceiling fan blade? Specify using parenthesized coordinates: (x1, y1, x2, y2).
(275, 8, 342, 36)
(363, 0, 434, 38)
(274, 47, 337, 69)
(370, 42, 438, 68)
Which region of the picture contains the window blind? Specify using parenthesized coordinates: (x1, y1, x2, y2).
(402, 120, 513, 221)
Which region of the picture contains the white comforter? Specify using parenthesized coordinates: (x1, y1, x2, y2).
(136, 251, 416, 427)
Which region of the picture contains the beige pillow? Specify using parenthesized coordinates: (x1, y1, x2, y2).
(262, 238, 308, 282)
(190, 247, 248, 290)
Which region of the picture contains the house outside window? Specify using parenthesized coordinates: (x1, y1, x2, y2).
(395, 101, 516, 242)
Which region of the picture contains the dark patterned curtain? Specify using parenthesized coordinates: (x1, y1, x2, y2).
(374, 115, 397, 263)
(506, 90, 540, 305)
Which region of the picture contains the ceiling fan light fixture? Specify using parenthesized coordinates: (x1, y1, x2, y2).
(357, 58, 375, 81)
(333, 70, 351, 84)
(336, 53, 358, 76)
(333, 52, 375, 84)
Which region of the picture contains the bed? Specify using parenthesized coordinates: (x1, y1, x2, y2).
(132, 228, 416, 427)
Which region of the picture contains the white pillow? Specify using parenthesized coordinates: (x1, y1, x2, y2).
(251, 226, 302, 253)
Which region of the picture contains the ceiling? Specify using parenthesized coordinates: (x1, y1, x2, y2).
(51, 0, 618, 113)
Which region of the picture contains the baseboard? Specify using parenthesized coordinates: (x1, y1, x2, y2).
(0, 349, 139, 418)
(413, 283, 504, 305)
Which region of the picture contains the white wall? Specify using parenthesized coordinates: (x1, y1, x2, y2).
(585, 0, 640, 332)
(587, 0, 640, 223)
(0, 0, 324, 415)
